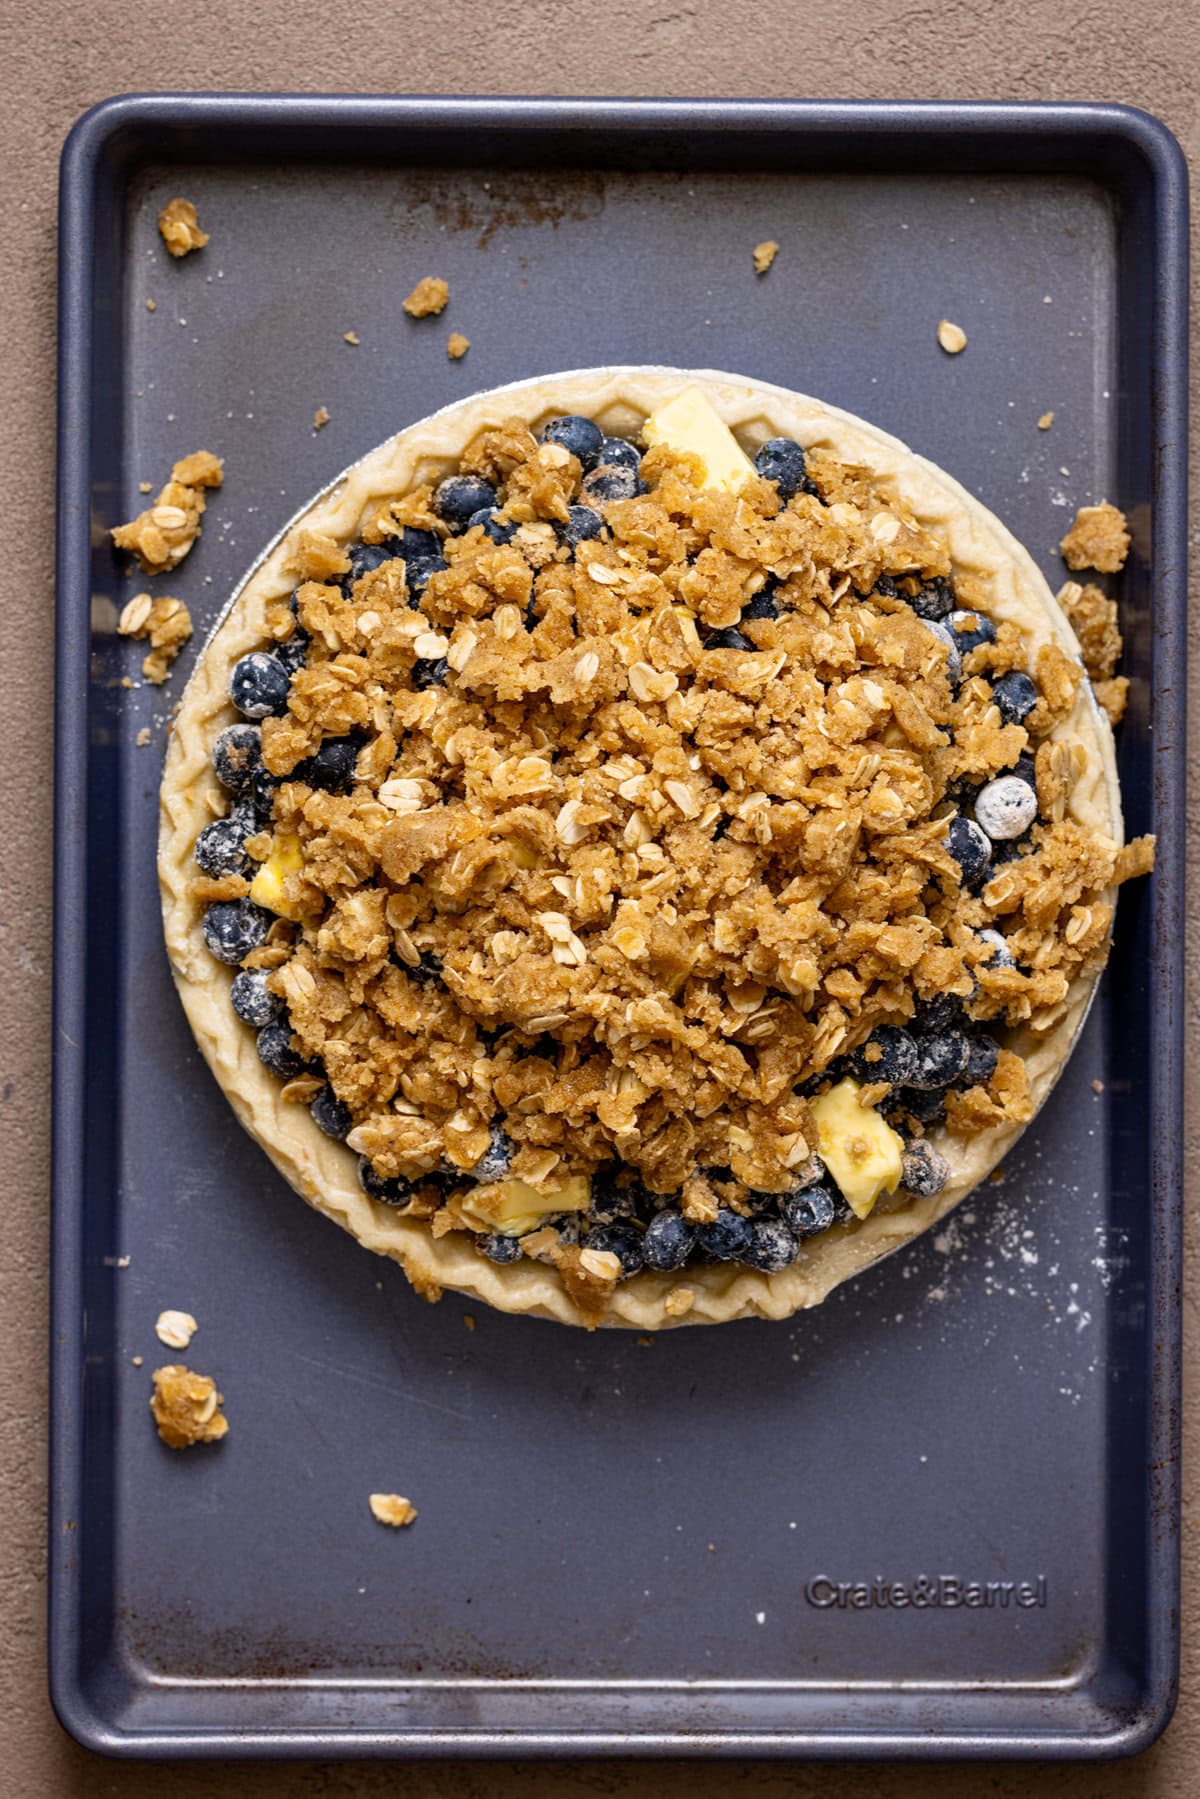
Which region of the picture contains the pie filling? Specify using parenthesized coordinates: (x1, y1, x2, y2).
(188, 389, 1152, 1307)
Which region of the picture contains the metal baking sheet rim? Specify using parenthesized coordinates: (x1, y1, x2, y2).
(49, 94, 1188, 1761)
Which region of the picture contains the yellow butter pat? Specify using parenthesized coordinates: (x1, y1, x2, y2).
(642, 388, 755, 493)
(461, 1174, 591, 1237)
(249, 834, 304, 919)
(809, 1078, 904, 1219)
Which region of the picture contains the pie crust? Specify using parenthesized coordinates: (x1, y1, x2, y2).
(159, 368, 1122, 1328)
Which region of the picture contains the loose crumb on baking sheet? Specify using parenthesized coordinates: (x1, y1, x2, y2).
(150, 1364, 228, 1448)
(145, 298, 157, 312)
(158, 197, 208, 258)
(403, 276, 449, 318)
(1091, 1079, 1105, 1093)
(1059, 501, 1130, 574)
(369, 1493, 418, 1528)
(1038, 411, 1054, 430)
(343, 331, 360, 346)
(117, 593, 193, 684)
(313, 406, 330, 430)
(447, 332, 471, 360)
(111, 449, 223, 575)
(937, 319, 967, 354)
(155, 1309, 199, 1349)
(136, 726, 151, 747)
(753, 239, 779, 275)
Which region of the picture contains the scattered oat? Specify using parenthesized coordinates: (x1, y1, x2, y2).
(344, 330, 360, 346)
(116, 1255, 131, 1268)
(1060, 501, 1130, 574)
(753, 239, 779, 275)
(157, 197, 208, 258)
(937, 319, 967, 354)
(117, 593, 193, 684)
(369, 1493, 418, 1528)
(313, 406, 330, 430)
(136, 726, 151, 747)
(131, 1355, 143, 1367)
(111, 450, 223, 574)
(138, 480, 153, 494)
(403, 276, 449, 318)
(636, 1334, 656, 1348)
(447, 331, 471, 360)
(150, 1364, 228, 1448)
(463, 1313, 476, 1331)
(145, 298, 156, 312)
(1091, 1079, 1105, 1094)
(1038, 411, 1054, 430)
(155, 1309, 198, 1350)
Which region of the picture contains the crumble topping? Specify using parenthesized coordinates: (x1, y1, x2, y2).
(447, 332, 471, 360)
(313, 406, 331, 430)
(150, 1364, 228, 1448)
(118, 593, 193, 683)
(112, 451, 223, 574)
(403, 277, 449, 319)
(1058, 579, 1128, 724)
(369, 1493, 418, 1527)
(1060, 502, 1130, 574)
(753, 240, 779, 275)
(191, 392, 1154, 1304)
(158, 197, 208, 258)
(1038, 412, 1054, 431)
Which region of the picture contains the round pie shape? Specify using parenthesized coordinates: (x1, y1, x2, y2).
(159, 367, 1122, 1328)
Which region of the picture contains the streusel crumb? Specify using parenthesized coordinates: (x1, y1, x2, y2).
(1057, 581, 1122, 683)
(118, 593, 193, 683)
(447, 332, 471, 360)
(112, 451, 223, 574)
(313, 406, 330, 430)
(369, 1493, 418, 1527)
(150, 1364, 228, 1448)
(1060, 502, 1130, 574)
(753, 240, 779, 275)
(403, 277, 449, 318)
(158, 197, 208, 258)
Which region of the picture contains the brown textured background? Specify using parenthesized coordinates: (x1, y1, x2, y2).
(2, 2, 1195, 1792)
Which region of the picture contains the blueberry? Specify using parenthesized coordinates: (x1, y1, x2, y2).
(698, 1207, 753, 1261)
(299, 736, 359, 793)
(540, 414, 602, 469)
(873, 574, 900, 600)
(345, 542, 401, 586)
(404, 555, 449, 601)
(946, 815, 992, 887)
(922, 618, 962, 683)
(230, 967, 285, 1028)
(754, 437, 814, 501)
(479, 1231, 524, 1263)
(250, 766, 279, 819)
(412, 656, 449, 691)
(395, 527, 443, 561)
(850, 1024, 918, 1086)
(212, 723, 264, 794)
(434, 475, 497, 526)
(741, 1217, 800, 1271)
(201, 899, 271, 965)
(907, 576, 956, 622)
(948, 607, 997, 656)
(961, 1033, 1000, 1087)
(311, 1084, 352, 1140)
(194, 813, 253, 878)
(901, 1139, 950, 1198)
(741, 579, 780, 622)
(467, 507, 517, 545)
(581, 465, 641, 504)
(992, 832, 1034, 866)
(976, 927, 1014, 970)
(596, 436, 641, 473)
(560, 504, 606, 553)
(358, 1155, 414, 1206)
(974, 775, 1039, 841)
(255, 1021, 308, 1079)
(230, 651, 291, 719)
(1010, 753, 1037, 789)
(704, 626, 754, 652)
(908, 1031, 971, 1090)
(410, 950, 443, 985)
(275, 631, 310, 677)
(583, 1222, 644, 1277)
(781, 1184, 838, 1238)
(992, 669, 1038, 725)
(642, 1208, 695, 1271)
(896, 1087, 947, 1125)
(913, 994, 965, 1035)
(469, 1125, 513, 1183)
